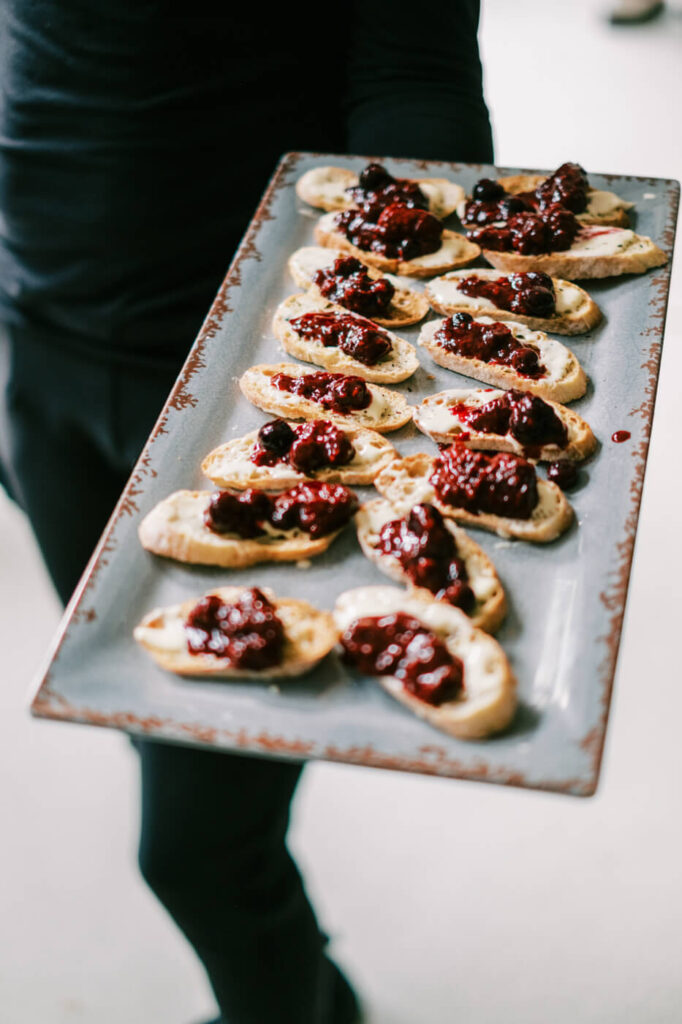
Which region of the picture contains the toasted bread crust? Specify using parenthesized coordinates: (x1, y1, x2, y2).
(375, 453, 574, 543)
(138, 490, 347, 568)
(413, 388, 597, 461)
(202, 424, 398, 490)
(333, 586, 517, 739)
(135, 586, 338, 679)
(240, 363, 413, 433)
(482, 234, 667, 280)
(296, 165, 465, 218)
(497, 174, 632, 227)
(315, 213, 480, 278)
(355, 500, 507, 633)
(418, 318, 587, 404)
(272, 292, 419, 384)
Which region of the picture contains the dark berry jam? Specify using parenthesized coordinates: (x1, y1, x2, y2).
(335, 201, 442, 261)
(313, 256, 395, 318)
(430, 443, 539, 519)
(346, 163, 429, 212)
(341, 612, 464, 705)
(205, 482, 358, 539)
(535, 162, 588, 213)
(251, 419, 355, 475)
(289, 311, 392, 367)
(463, 163, 589, 227)
(467, 205, 579, 254)
(377, 503, 475, 612)
(185, 589, 284, 669)
(612, 430, 631, 443)
(434, 313, 546, 379)
(457, 271, 556, 319)
(271, 370, 372, 414)
(463, 191, 534, 227)
(450, 390, 568, 450)
(546, 460, 578, 489)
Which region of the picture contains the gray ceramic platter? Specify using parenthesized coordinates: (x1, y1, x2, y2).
(31, 153, 679, 796)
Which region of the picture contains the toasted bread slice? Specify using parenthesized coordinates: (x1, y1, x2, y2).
(288, 247, 429, 327)
(425, 268, 602, 336)
(273, 292, 419, 384)
(333, 585, 517, 739)
(315, 213, 480, 278)
(138, 490, 348, 568)
(496, 173, 633, 227)
(355, 499, 507, 633)
(418, 316, 587, 404)
(413, 388, 597, 461)
(375, 453, 573, 543)
(135, 586, 338, 679)
(240, 363, 412, 433)
(202, 423, 398, 490)
(296, 165, 465, 219)
(481, 226, 667, 280)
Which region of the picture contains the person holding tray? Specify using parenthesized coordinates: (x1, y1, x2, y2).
(0, 4, 493, 1022)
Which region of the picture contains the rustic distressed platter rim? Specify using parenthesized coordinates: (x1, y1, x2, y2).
(29, 152, 680, 797)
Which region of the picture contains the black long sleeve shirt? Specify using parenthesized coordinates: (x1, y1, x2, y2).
(0, 3, 492, 361)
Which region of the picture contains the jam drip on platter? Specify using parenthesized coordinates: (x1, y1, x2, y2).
(313, 256, 395, 318)
(466, 205, 579, 255)
(341, 612, 464, 705)
(434, 313, 547, 379)
(252, 419, 355, 475)
(271, 370, 372, 413)
(334, 202, 443, 261)
(377, 503, 475, 612)
(462, 162, 589, 226)
(430, 443, 539, 520)
(346, 162, 429, 211)
(289, 311, 392, 366)
(185, 589, 284, 669)
(457, 271, 556, 319)
(204, 482, 359, 539)
(449, 390, 568, 451)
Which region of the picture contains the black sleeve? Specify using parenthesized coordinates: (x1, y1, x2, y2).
(345, 0, 494, 164)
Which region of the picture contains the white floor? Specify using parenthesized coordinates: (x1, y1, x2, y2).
(2, 2, 682, 1022)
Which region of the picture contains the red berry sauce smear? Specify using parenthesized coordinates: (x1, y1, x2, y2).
(430, 443, 539, 520)
(434, 313, 547, 379)
(184, 589, 285, 669)
(313, 256, 395, 318)
(449, 390, 568, 455)
(252, 419, 355, 475)
(289, 311, 392, 366)
(204, 482, 359, 540)
(457, 271, 556, 319)
(377, 504, 475, 612)
(271, 370, 372, 414)
(611, 430, 631, 443)
(466, 205, 579, 255)
(346, 162, 429, 212)
(334, 201, 443, 261)
(341, 612, 464, 706)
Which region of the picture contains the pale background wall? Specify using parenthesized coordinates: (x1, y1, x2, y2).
(1, 2, 681, 1021)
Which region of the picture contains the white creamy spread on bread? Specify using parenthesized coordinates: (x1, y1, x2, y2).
(571, 227, 638, 255)
(428, 269, 585, 317)
(134, 611, 188, 653)
(217, 429, 386, 482)
(476, 318, 573, 380)
(291, 246, 340, 281)
(302, 167, 356, 207)
(586, 189, 632, 216)
(146, 491, 302, 543)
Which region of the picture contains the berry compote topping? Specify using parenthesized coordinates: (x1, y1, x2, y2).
(463, 178, 535, 227)
(546, 460, 579, 490)
(463, 163, 589, 226)
(430, 443, 539, 519)
(434, 313, 547, 379)
(184, 589, 284, 669)
(377, 503, 475, 612)
(204, 482, 358, 539)
(251, 419, 355, 475)
(457, 271, 556, 319)
(335, 201, 443, 261)
(346, 162, 429, 211)
(341, 612, 464, 705)
(535, 162, 588, 213)
(450, 390, 568, 450)
(313, 256, 395, 318)
(289, 311, 392, 366)
(271, 370, 372, 414)
(466, 205, 579, 254)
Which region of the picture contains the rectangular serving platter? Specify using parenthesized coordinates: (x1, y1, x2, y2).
(30, 152, 679, 796)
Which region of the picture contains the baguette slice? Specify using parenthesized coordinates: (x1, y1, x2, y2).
(296, 165, 465, 219)
(425, 268, 602, 335)
(202, 423, 398, 490)
(240, 363, 412, 434)
(135, 586, 337, 679)
(356, 499, 507, 633)
(418, 316, 587, 404)
(334, 585, 517, 739)
(315, 212, 480, 278)
(375, 453, 573, 543)
(138, 490, 348, 568)
(496, 173, 633, 227)
(481, 225, 667, 280)
(414, 388, 597, 461)
(288, 246, 429, 327)
(273, 292, 419, 384)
